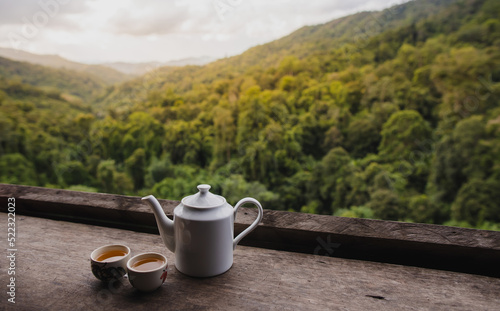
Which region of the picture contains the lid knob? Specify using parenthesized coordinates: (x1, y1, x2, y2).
(197, 184, 211, 195)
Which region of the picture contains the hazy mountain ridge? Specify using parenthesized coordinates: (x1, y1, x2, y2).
(217, 0, 459, 71)
(0, 56, 106, 101)
(0, 47, 215, 79)
(0, 47, 131, 85)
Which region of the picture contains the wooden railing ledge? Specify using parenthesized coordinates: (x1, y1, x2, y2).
(1, 183, 499, 277)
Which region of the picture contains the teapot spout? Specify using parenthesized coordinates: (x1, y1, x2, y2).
(141, 195, 175, 253)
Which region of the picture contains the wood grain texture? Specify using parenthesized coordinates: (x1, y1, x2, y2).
(0, 214, 499, 311)
(1, 184, 500, 276)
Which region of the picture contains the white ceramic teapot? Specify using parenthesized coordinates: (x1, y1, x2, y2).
(142, 184, 263, 277)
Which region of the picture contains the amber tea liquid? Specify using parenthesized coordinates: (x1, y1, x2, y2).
(131, 258, 165, 271)
(96, 250, 128, 262)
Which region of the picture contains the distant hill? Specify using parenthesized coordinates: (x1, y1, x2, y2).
(0, 56, 106, 101)
(101, 61, 163, 76)
(0, 47, 130, 85)
(103, 56, 215, 76)
(0, 47, 215, 78)
(164, 56, 215, 67)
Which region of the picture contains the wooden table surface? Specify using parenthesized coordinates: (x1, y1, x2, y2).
(1, 213, 499, 311)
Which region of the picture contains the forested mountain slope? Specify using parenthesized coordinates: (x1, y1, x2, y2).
(1, 0, 499, 230)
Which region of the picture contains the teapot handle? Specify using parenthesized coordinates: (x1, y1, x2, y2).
(233, 198, 263, 250)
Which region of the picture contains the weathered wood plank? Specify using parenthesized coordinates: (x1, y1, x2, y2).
(0, 214, 499, 311)
(0, 183, 178, 232)
(1, 183, 499, 276)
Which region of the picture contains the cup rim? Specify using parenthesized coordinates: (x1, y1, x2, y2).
(127, 252, 168, 273)
(90, 244, 131, 263)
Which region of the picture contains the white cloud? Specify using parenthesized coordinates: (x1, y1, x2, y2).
(106, 5, 190, 36)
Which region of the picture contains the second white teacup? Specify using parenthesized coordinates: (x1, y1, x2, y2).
(127, 252, 168, 292)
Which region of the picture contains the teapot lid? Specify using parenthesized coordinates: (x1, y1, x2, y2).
(182, 184, 225, 208)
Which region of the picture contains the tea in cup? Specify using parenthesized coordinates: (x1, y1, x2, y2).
(127, 252, 168, 292)
(90, 244, 131, 282)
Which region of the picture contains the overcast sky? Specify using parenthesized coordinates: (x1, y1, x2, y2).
(0, 0, 409, 64)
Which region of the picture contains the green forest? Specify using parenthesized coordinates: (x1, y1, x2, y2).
(1, 0, 499, 230)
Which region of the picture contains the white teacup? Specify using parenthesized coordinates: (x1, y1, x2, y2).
(90, 244, 131, 282)
(127, 252, 168, 292)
